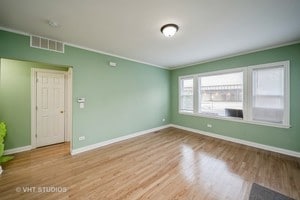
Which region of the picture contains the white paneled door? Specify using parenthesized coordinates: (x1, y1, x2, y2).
(36, 72, 65, 147)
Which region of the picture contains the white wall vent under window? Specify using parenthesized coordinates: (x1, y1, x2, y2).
(30, 35, 64, 53)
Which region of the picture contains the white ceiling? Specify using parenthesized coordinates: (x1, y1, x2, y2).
(0, 0, 300, 69)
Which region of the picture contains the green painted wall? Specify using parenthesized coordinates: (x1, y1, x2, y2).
(171, 43, 300, 152)
(0, 59, 68, 149)
(1, 29, 298, 153)
(0, 30, 170, 150)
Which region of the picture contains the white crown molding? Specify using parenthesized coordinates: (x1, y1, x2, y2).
(71, 124, 172, 155)
(65, 42, 166, 69)
(0, 26, 30, 36)
(1, 26, 299, 71)
(4, 145, 32, 155)
(0, 26, 166, 70)
(169, 40, 300, 70)
(170, 124, 300, 158)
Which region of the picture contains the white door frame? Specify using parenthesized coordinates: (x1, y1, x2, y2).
(31, 68, 73, 152)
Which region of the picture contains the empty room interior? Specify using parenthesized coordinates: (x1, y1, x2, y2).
(0, 1, 300, 200)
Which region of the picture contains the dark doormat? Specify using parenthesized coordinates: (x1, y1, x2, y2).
(249, 183, 295, 200)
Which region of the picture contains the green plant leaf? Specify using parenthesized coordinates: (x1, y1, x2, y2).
(0, 122, 6, 138)
(0, 155, 14, 163)
(0, 122, 12, 164)
(0, 143, 4, 157)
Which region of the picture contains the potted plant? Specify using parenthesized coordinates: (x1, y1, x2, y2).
(0, 122, 13, 174)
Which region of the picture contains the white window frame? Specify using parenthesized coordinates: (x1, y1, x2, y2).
(246, 61, 290, 127)
(178, 75, 195, 113)
(178, 61, 290, 129)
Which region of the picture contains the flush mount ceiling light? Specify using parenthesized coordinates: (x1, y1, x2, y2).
(160, 24, 179, 37)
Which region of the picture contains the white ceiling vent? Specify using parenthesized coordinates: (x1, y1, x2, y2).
(30, 35, 64, 53)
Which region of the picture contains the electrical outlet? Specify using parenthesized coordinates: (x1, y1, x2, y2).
(207, 124, 212, 128)
(79, 136, 85, 141)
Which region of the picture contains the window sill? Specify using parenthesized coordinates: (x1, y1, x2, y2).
(178, 111, 291, 129)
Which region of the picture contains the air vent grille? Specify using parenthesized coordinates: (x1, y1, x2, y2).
(30, 35, 64, 53)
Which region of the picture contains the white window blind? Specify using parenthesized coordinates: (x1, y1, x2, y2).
(252, 66, 285, 123)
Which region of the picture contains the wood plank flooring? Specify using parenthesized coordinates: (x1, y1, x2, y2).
(0, 127, 299, 200)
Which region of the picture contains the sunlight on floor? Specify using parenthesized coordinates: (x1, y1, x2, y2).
(180, 144, 244, 199)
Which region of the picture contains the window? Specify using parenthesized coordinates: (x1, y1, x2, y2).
(199, 72, 243, 118)
(251, 65, 288, 124)
(179, 61, 290, 128)
(179, 77, 194, 112)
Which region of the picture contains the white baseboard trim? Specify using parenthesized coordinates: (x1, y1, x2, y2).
(4, 145, 32, 155)
(7, 124, 298, 158)
(71, 124, 172, 155)
(170, 124, 300, 158)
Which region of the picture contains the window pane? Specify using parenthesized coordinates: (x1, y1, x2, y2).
(252, 67, 284, 123)
(199, 72, 243, 118)
(180, 78, 193, 111)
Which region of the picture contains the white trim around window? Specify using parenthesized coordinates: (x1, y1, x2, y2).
(178, 61, 290, 129)
(178, 75, 195, 113)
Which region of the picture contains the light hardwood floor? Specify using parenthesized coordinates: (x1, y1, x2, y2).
(0, 127, 299, 200)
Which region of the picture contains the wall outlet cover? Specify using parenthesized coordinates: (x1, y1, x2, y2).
(79, 136, 85, 141)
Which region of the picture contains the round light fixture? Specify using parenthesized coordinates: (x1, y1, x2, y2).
(160, 24, 179, 37)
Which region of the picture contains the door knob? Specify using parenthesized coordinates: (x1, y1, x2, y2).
(60, 111, 64, 113)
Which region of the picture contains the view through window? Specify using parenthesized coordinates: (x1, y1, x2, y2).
(180, 78, 193, 112)
(199, 72, 243, 117)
